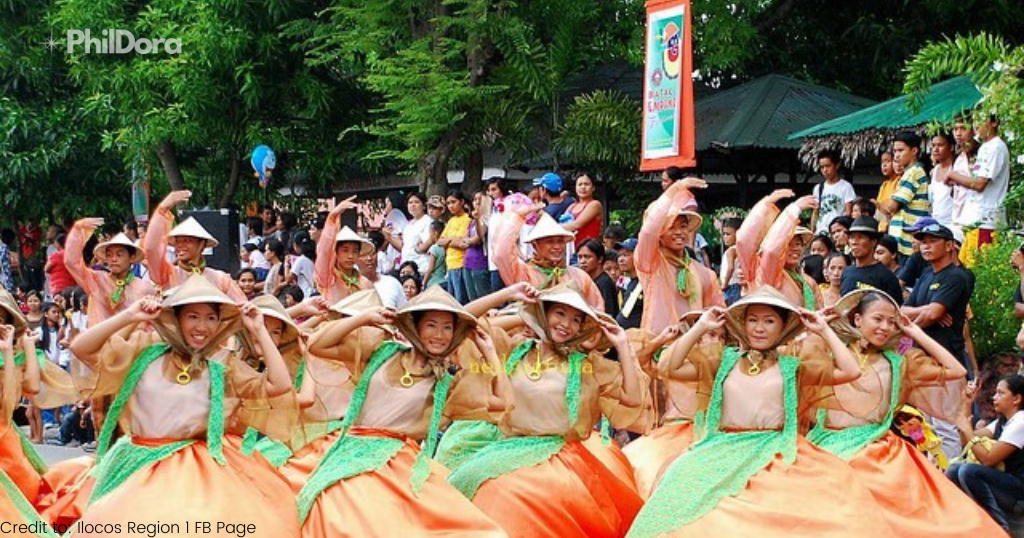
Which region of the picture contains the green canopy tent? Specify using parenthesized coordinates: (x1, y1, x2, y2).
(789, 76, 983, 166)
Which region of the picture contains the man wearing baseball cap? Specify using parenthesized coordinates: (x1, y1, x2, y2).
(533, 172, 574, 221)
(839, 216, 903, 303)
(145, 190, 247, 302)
(613, 238, 643, 330)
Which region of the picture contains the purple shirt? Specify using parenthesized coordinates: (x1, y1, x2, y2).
(464, 221, 488, 270)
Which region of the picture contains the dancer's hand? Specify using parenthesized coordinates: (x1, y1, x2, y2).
(798, 308, 829, 335)
(695, 307, 727, 332)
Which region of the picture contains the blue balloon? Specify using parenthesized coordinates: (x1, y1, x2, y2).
(251, 145, 276, 188)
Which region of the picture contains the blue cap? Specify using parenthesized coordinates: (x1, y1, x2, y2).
(615, 238, 638, 252)
(904, 217, 939, 234)
(532, 172, 563, 193)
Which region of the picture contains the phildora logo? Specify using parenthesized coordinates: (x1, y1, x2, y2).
(66, 29, 181, 54)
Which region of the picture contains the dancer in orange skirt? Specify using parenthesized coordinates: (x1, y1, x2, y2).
(628, 287, 895, 537)
(446, 284, 648, 538)
(302, 286, 511, 538)
(622, 312, 724, 499)
(807, 289, 1007, 536)
(65, 275, 299, 537)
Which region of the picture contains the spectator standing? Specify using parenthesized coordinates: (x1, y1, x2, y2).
(483, 178, 508, 292)
(563, 172, 604, 250)
(381, 192, 410, 275)
(881, 131, 931, 256)
(840, 216, 904, 303)
(951, 114, 1011, 264)
(534, 173, 574, 220)
(0, 229, 15, 292)
(614, 238, 643, 330)
(384, 192, 433, 279)
(462, 192, 490, 301)
(950, 116, 979, 233)
(576, 239, 619, 318)
(810, 150, 857, 235)
(436, 190, 471, 304)
(423, 220, 448, 291)
(929, 132, 957, 227)
(357, 243, 407, 308)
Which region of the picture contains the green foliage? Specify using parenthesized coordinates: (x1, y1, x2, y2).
(902, 33, 1024, 226)
(556, 90, 640, 173)
(970, 237, 1021, 362)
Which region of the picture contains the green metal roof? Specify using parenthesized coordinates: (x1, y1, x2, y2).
(789, 76, 982, 140)
(696, 74, 875, 151)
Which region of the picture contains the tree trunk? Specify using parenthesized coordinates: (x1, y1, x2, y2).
(420, 120, 470, 197)
(156, 140, 185, 191)
(462, 148, 484, 195)
(218, 155, 241, 208)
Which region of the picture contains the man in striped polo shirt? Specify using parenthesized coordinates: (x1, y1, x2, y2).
(880, 131, 931, 256)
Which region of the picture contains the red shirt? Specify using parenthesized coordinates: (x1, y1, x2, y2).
(569, 200, 603, 249)
(47, 250, 77, 296)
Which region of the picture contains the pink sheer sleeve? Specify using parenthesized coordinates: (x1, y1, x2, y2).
(143, 208, 176, 290)
(65, 221, 106, 297)
(757, 202, 801, 288)
(736, 198, 780, 288)
(493, 212, 532, 286)
(315, 213, 341, 294)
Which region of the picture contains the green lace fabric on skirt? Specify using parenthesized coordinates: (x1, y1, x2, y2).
(13, 422, 47, 475)
(0, 467, 58, 537)
(434, 420, 504, 472)
(448, 435, 566, 499)
(807, 350, 903, 459)
(241, 420, 346, 468)
(627, 347, 800, 538)
(295, 433, 405, 523)
(88, 436, 195, 504)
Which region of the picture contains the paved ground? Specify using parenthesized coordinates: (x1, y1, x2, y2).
(18, 425, 92, 465)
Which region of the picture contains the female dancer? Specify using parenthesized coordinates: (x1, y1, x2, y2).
(628, 287, 894, 537)
(66, 275, 299, 536)
(807, 289, 1006, 536)
(446, 283, 647, 538)
(301, 286, 511, 538)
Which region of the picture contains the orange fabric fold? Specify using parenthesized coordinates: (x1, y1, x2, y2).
(0, 422, 40, 502)
(653, 436, 895, 537)
(37, 456, 95, 527)
(622, 422, 694, 499)
(473, 439, 643, 538)
(70, 435, 298, 537)
(849, 431, 1008, 537)
(301, 437, 506, 538)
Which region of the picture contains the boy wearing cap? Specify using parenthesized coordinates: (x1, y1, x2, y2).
(615, 238, 643, 330)
(145, 190, 247, 302)
(636, 178, 723, 333)
(492, 208, 604, 308)
(737, 189, 823, 310)
(315, 196, 375, 304)
(839, 216, 903, 303)
(534, 172, 574, 220)
(66, 218, 157, 326)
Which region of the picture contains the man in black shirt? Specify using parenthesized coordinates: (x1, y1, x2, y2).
(902, 222, 972, 369)
(576, 239, 619, 318)
(840, 216, 903, 303)
(614, 238, 643, 330)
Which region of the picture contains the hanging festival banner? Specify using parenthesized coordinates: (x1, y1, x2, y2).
(640, 0, 695, 171)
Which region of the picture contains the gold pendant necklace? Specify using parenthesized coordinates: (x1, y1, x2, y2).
(399, 369, 415, 387)
(746, 351, 764, 376)
(526, 347, 544, 381)
(172, 355, 193, 385)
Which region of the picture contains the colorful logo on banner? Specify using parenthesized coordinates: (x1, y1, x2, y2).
(644, 6, 686, 160)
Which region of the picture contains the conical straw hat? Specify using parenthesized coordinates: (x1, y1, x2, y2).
(169, 217, 219, 248)
(394, 286, 477, 361)
(334, 226, 376, 257)
(94, 233, 145, 264)
(524, 213, 575, 243)
(724, 286, 804, 350)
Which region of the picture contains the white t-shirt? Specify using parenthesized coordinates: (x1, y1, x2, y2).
(373, 275, 408, 309)
(291, 255, 316, 299)
(401, 215, 434, 276)
(970, 136, 1010, 229)
(984, 410, 1024, 449)
(249, 250, 271, 271)
(383, 209, 408, 272)
(812, 179, 857, 234)
(928, 164, 956, 227)
(486, 204, 504, 272)
(951, 152, 972, 226)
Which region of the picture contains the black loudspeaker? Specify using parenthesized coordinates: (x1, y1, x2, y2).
(180, 209, 241, 276)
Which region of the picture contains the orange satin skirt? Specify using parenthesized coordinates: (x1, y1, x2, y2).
(279, 430, 341, 494)
(646, 436, 895, 537)
(580, 435, 638, 491)
(36, 455, 95, 527)
(0, 422, 40, 502)
(848, 431, 1008, 537)
(473, 439, 644, 538)
(301, 428, 507, 538)
(621, 422, 694, 499)
(70, 435, 299, 537)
